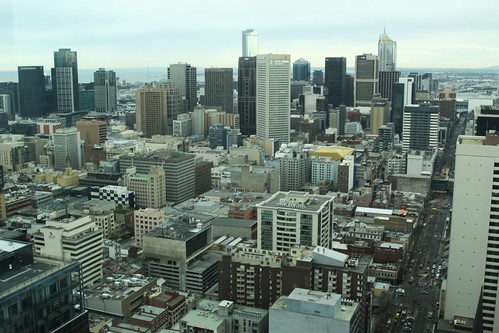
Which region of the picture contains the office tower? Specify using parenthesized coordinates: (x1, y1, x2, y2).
(278, 148, 311, 191)
(312, 69, 324, 86)
(242, 28, 258, 57)
(90, 185, 135, 208)
(444, 133, 499, 332)
(269, 288, 361, 333)
(373, 123, 395, 153)
(75, 119, 107, 145)
(324, 57, 347, 107)
(209, 124, 232, 149)
(204, 68, 233, 113)
(0, 239, 89, 333)
(135, 83, 168, 137)
(238, 56, 257, 136)
(119, 151, 195, 204)
(18, 66, 47, 118)
(134, 208, 165, 247)
(474, 106, 499, 135)
(124, 166, 166, 209)
(94, 68, 117, 112)
(173, 113, 192, 137)
(33, 215, 103, 287)
(345, 75, 354, 106)
(0, 82, 19, 116)
(53, 127, 82, 171)
(391, 77, 414, 136)
(378, 30, 397, 71)
(161, 82, 182, 135)
(168, 63, 197, 112)
(0, 142, 25, 171)
(409, 72, 434, 92)
(52, 48, 79, 112)
(354, 54, 378, 107)
(402, 103, 439, 152)
(0, 94, 11, 117)
(370, 95, 390, 135)
(293, 58, 311, 82)
(256, 54, 291, 143)
(257, 191, 334, 252)
(378, 70, 400, 101)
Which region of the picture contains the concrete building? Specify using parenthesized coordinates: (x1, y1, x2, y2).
(257, 191, 334, 252)
(134, 208, 165, 248)
(277, 146, 311, 191)
(52, 48, 79, 112)
(94, 68, 117, 113)
(0, 142, 25, 171)
(444, 134, 499, 332)
(53, 127, 83, 171)
(75, 119, 107, 145)
(354, 54, 378, 107)
(402, 103, 440, 152)
(269, 288, 361, 333)
(180, 299, 268, 333)
(370, 96, 390, 135)
(33, 215, 103, 287)
(168, 63, 197, 111)
(119, 151, 195, 204)
(0, 240, 88, 332)
(242, 29, 258, 57)
(205, 68, 233, 113)
(124, 166, 166, 209)
(136, 83, 169, 138)
(256, 54, 291, 143)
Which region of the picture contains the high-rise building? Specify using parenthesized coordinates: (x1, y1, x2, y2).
(168, 63, 197, 112)
(53, 127, 83, 171)
(378, 70, 400, 101)
(0, 94, 11, 117)
(238, 57, 257, 136)
(378, 30, 397, 71)
(373, 123, 395, 153)
(444, 133, 499, 332)
(402, 103, 439, 152)
(242, 28, 258, 57)
(204, 68, 233, 113)
(75, 119, 107, 145)
(257, 191, 334, 252)
(0, 82, 20, 116)
(256, 54, 291, 143)
(94, 68, 117, 113)
(354, 54, 378, 107)
(312, 70, 324, 86)
(136, 83, 168, 138)
(324, 57, 347, 107)
(18, 66, 47, 118)
(52, 48, 79, 112)
(0, 239, 89, 333)
(370, 95, 390, 135)
(124, 166, 166, 209)
(277, 148, 311, 191)
(33, 215, 103, 287)
(293, 58, 311, 82)
(391, 77, 414, 136)
(134, 208, 165, 247)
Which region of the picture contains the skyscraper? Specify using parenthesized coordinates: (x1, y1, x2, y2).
(256, 54, 291, 143)
(18, 66, 47, 118)
(52, 48, 79, 112)
(402, 103, 439, 152)
(391, 77, 414, 136)
(94, 68, 117, 113)
(370, 95, 390, 135)
(292, 58, 311, 82)
(53, 127, 83, 170)
(204, 68, 233, 113)
(324, 57, 347, 107)
(238, 56, 257, 136)
(242, 29, 258, 57)
(312, 70, 324, 86)
(378, 30, 397, 71)
(168, 63, 197, 111)
(444, 133, 499, 332)
(354, 54, 378, 107)
(136, 83, 168, 138)
(378, 70, 400, 101)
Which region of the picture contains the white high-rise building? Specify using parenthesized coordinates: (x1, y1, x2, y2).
(33, 215, 103, 287)
(256, 54, 290, 143)
(444, 134, 499, 332)
(53, 127, 82, 171)
(378, 30, 397, 71)
(242, 29, 258, 57)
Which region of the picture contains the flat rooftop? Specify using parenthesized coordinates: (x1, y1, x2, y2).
(258, 191, 334, 212)
(145, 218, 212, 242)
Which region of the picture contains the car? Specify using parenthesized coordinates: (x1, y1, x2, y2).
(421, 290, 429, 295)
(396, 288, 406, 295)
(401, 310, 407, 316)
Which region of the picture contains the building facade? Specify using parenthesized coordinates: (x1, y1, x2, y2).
(18, 66, 47, 118)
(53, 127, 83, 171)
(205, 68, 233, 113)
(94, 68, 117, 113)
(402, 103, 439, 152)
(242, 29, 258, 57)
(124, 166, 166, 209)
(354, 54, 378, 107)
(238, 56, 257, 136)
(256, 54, 291, 143)
(378, 30, 397, 71)
(134, 208, 165, 247)
(52, 48, 79, 112)
(324, 57, 347, 108)
(136, 83, 169, 138)
(168, 63, 197, 112)
(293, 58, 311, 82)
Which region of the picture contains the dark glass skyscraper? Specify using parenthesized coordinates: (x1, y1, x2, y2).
(51, 48, 79, 112)
(293, 58, 311, 82)
(391, 83, 405, 136)
(18, 66, 47, 118)
(378, 71, 400, 101)
(324, 57, 346, 107)
(204, 68, 233, 113)
(237, 56, 256, 136)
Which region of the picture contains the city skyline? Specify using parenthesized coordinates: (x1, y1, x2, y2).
(2, 0, 499, 72)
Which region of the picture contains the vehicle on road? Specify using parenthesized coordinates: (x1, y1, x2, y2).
(396, 288, 406, 295)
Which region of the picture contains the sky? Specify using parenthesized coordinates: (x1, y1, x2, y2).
(1, 0, 499, 72)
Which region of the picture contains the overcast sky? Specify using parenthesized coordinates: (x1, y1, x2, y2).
(2, 0, 498, 71)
